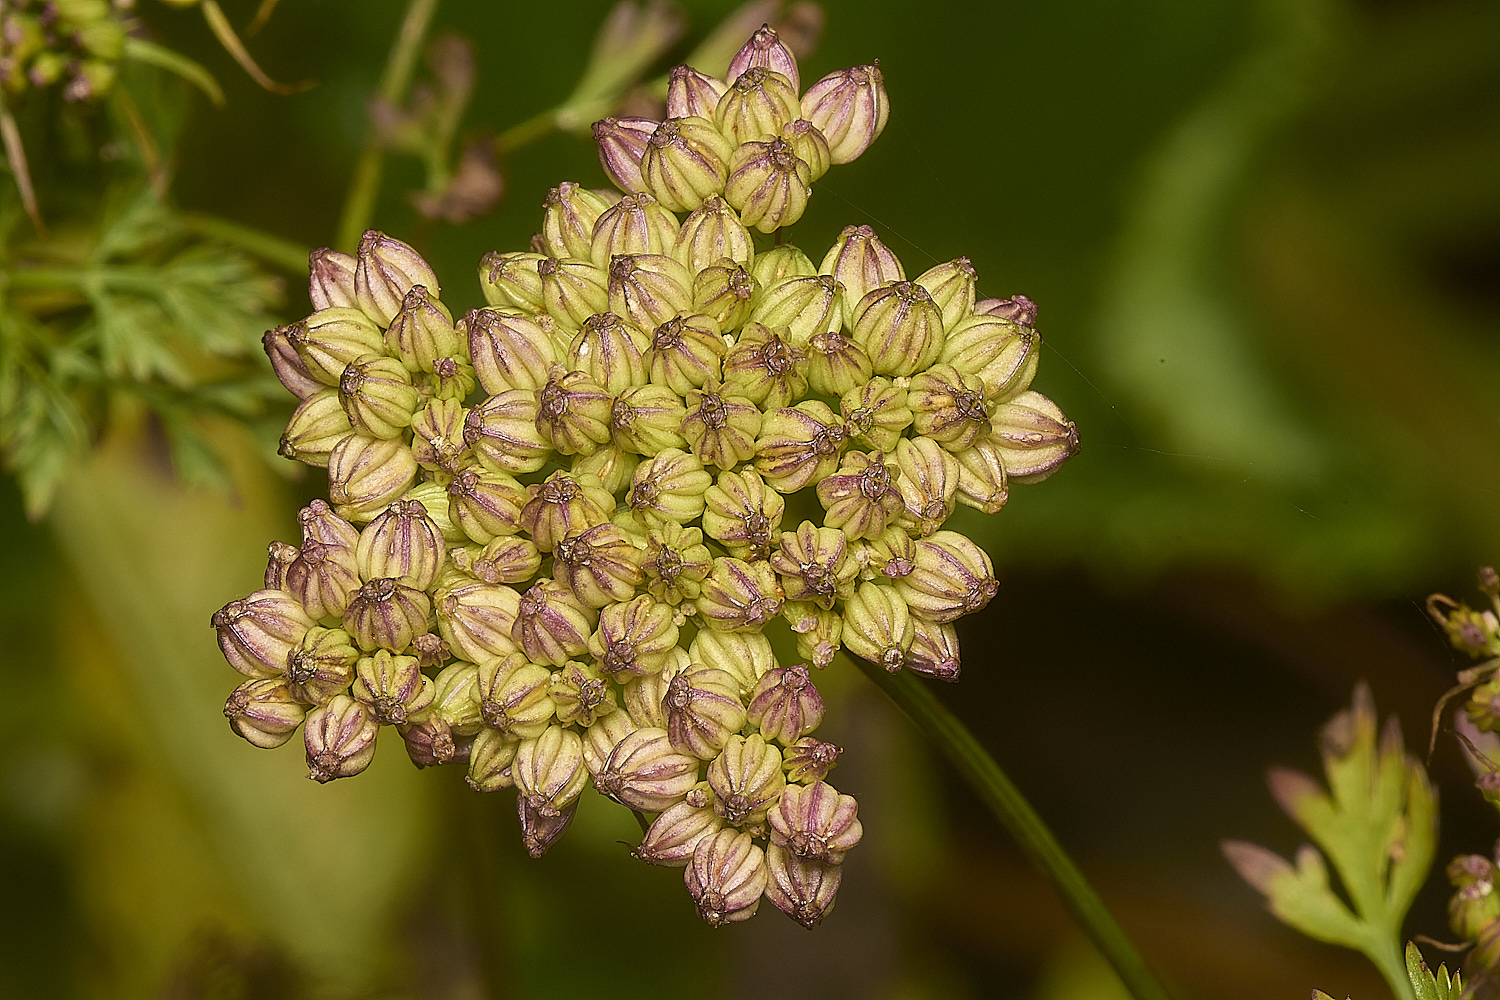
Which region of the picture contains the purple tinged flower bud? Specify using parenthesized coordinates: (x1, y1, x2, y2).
(453, 536, 543, 586)
(326, 435, 418, 523)
(520, 472, 617, 552)
(465, 728, 520, 792)
(664, 665, 747, 759)
(673, 197, 754, 276)
(446, 468, 526, 544)
(771, 521, 856, 609)
(708, 733, 786, 828)
(840, 377, 912, 453)
(608, 253, 694, 332)
(434, 581, 522, 662)
(225, 678, 307, 749)
(514, 579, 598, 667)
(284, 539, 360, 621)
(355, 230, 440, 327)
(265, 541, 299, 591)
(344, 578, 432, 653)
(724, 138, 812, 233)
(352, 649, 433, 725)
(648, 313, 726, 393)
(624, 651, 689, 728)
(689, 630, 775, 699)
(784, 602, 843, 670)
(514, 724, 588, 821)
(637, 789, 724, 866)
(539, 257, 610, 333)
(627, 448, 712, 524)
(425, 355, 477, 402)
(338, 354, 420, 439)
(800, 63, 889, 165)
(693, 261, 759, 330)
(464, 308, 559, 394)
(473, 652, 555, 738)
(818, 225, 904, 318)
(894, 437, 960, 536)
(723, 322, 808, 408)
(852, 280, 944, 377)
(400, 713, 457, 768)
(909, 365, 991, 451)
(582, 710, 639, 776)
(747, 665, 824, 745)
(592, 116, 658, 194)
(300, 498, 360, 550)
(464, 391, 552, 474)
(783, 737, 841, 784)
(357, 500, 447, 591)
(703, 469, 784, 560)
(641, 117, 736, 214)
(896, 531, 998, 624)
(940, 313, 1041, 403)
(668, 64, 729, 119)
(728, 24, 800, 90)
(554, 524, 645, 609)
(804, 331, 873, 398)
(764, 846, 841, 928)
(304, 694, 380, 783)
(859, 525, 917, 581)
(279, 389, 352, 468)
(589, 191, 681, 269)
(682, 382, 762, 471)
(641, 522, 712, 604)
(779, 119, 831, 181)
(842, 582, 915, 671)
(816, 450, 905, 541)
(697, 557, 783, 632)
(685, 830, 769, 924)
(906, 618, 961, 681)
(212, 590, 315, 679)
(952, 438, 1009, 515)
(612, 382, 691, 456)
(567, 312, 650, 394)
(407, 398, 469, 476)
(384, 285, 460, 374)
(989, 391, 1080, 483)
(751, 244, 817, 287)
(572, 445, 639, 494)
(915, 257, 977, 332)
(431, 662, 483, 735)
(534, 368, 616, 457)
(411, 631, 452, 669)
(288, 308, 387, 386)
(768, 779, 861, 862)
(755, 402, 848, 493)
(715, 66, 800, 145)
(977, 294, 1038, 325)
(308, 247, 359, 310)
(479, 251, 547, 312)
(263, 325, 323, 400)
(541, 182, 614, 260)
(588, 595, 681, 679)
(596, 728, 700, 812)
(748, 274, 843, 348)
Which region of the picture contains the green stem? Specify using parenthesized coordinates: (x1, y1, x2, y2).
(334, 0, 441, 252)
(180, 212, 308, 272)
(495, 107, 559, 156)
(853, 660, 1173, 1000)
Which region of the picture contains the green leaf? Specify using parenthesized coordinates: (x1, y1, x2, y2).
(1406, 941, 1463, 1000)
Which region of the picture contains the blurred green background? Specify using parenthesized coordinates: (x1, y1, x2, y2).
(3, 0, 1499, 997)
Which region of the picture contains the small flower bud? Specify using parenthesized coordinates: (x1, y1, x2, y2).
(283, 626, 360, 703)
(783, 737, 841, 784)
(400, 713, 457, 768)
(909, 365, 990, 451)
(800, 64, 889, 165)
(642, 117, 736, 213)
(265, 541, 299, 591)
(357, 500, 447, 590)
(479, 251, 546, 312)
(648, 313, 726, 393)
(816, 451, 905, 541)
(723, 322, 808, 408)
(764, 846, 841, 928)
(940, 313, 1040, 402)
(406, 399, 469, 476)
(841, 377, 913, 452)
(747, 665, 824, 745)
(582, 709, 638, 776)
(514, 579, 598, 667)
(748, 274, 843, 348)
(344, 578, 432, 653)
(338, 354, 420, 439)
(768, 779, 861, 865)
(454, 536, 543, 586)
(587, 598, 678, 681)
(518, 796, 578, 859)
(896, 531, 998, 624)
(702, 470, 784, 559)
(715, 66, 800, 145)
(464, 390, 552, 474)
(697, 557, 783, 632)
(285, 539, 361, 621)
(592, 116, 658, 194)
(541, 181, 614, 260)
(911, 258, 976, 333)
(754, 402, 848, 493)
(355, 231, 440, 327)
(673, 197, 754, 276)
(784, 602, 843, 670)
(384, 285, 461, 373)
(412, 630, 452, 669)
(893, 437, 960, 536)
(279, 390, 353, 468)
(465, 728, 520, 792)
(572, 445, 639, 494)
(752, 246, 817, 288)
(627, 448, 712, 524)
(693, 261, 759, 330)
(640, 522, 712, 604)
(859, 525, 917, 581)
(539, 257, 610, 333)
(664, 665, 747, 759)
(263, 324, 324, 399)
(803, 331, 872, 398)
(596, 728, 700, 812)
(771, 522, 856, 609)
(906, 618, 961, 681)
(225, 678, 307, 749)
(304, 694, 380, 783)
(852, 280, 944, 377)
(953, 438, 1009, 515)
(608, 253, 694, 331)
(989, 391, 1080, 483)
(514, 724, 588, 819)
(212, 590, 316, 679)
(682, 383, 763, 470)
(727, 24, 800, 91)
(589, 191, 681, 268)
(668, 64, 729, 119)
(568, 311, 650, 394)
(446, 468, 526, 544)
(779, 119, 831, 181)
(842, 582, 915, 671)
(605, 388, 682, 462)
(535, 368, 616, 457)
(708, 733, 785, 828)
(637, 791, 725, 866)
(465, 308, 559, 394)
(308, 247, 358, 310)
(818, 225, 904, 317)
(352, 649, 433, 725)
(724, 138, 812, 233)
(289, 308, 387, 386)
(424, 355, 477, 402)
(431, 662, 483, 735)
(976, 294, 1037, 325)
(473, 652, 555, 738)
(623, 651, 689, 728)
(434, 581, 522, 662)
(520, 472, 616, 552)
(554, 524, 645, 609)
(686, 828, 768, 926)
(689, 631, 776, 699)
(326, 436, 419, 523)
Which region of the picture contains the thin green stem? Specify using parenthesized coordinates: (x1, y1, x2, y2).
(853, 659, 1173, 1000)
(335, 0, 441, 252)
(180, 213, 308, 272)
(495, 108, 559, 156)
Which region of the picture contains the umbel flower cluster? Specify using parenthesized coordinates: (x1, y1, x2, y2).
(0, 0, 126, 101)
(213, 26, 1078, 928)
